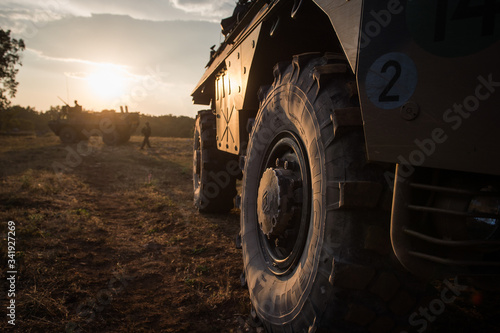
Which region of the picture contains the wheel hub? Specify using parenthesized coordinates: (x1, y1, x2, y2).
(257, 168, 295, 238)
(254, 133, 311, 275)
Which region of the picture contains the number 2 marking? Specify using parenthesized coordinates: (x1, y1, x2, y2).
(366, 52, 417, 109)
(378, 60, 402, 102)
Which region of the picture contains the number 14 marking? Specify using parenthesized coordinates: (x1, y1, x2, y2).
(435, 0, 500, 41)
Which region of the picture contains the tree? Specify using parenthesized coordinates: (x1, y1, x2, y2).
(0, 29, 25, 111)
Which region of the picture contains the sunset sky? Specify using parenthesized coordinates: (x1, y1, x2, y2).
(0, 0, 236, 116)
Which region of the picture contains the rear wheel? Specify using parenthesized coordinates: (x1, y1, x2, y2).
(193, 110, 238, 213)
(241, 53, 425, 332)
(102, 131, 120, 146)
(120, 134, 131, 143)
(102, 130, 128, 145)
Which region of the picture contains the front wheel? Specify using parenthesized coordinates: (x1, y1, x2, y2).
(59, 126, 79, 143)
(241, 53, 424, 332)
(193, 110, 238, 213)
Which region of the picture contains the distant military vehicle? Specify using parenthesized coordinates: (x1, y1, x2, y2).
(48, 101, 140, 145)
(191, 0, 500, 332)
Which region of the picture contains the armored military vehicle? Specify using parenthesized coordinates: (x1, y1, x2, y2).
(192, 1, 500, 331)
(49, 103, 140, 145)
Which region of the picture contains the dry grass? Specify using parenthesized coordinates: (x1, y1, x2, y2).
(0, 134, 249, 332)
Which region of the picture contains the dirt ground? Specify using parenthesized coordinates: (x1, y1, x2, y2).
(0, 134, 257, 333)
(1, 134, 499, 332)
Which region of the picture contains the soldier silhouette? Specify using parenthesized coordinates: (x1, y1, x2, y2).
(73, 100, 82, 112)
(140, 122, 152, 149)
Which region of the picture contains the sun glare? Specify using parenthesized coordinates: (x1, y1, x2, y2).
(87, 66, 127, 99)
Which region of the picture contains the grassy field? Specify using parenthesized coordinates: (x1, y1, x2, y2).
(1, 134, 500, 332)
(0, 134, 253, 332)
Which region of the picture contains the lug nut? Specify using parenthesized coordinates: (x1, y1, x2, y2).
(284, 160, 295, 170)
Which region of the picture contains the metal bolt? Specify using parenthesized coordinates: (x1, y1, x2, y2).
(400, 101, 420, 121)
(284, 160, 295, 170)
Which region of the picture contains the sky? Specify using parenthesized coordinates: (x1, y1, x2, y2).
(0, 0, 236, 117)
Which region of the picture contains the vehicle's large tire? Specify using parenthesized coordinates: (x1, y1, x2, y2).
(102, 130, 128, 145)
(193, 110, 238, 213)
(241, 53, 425, 332)
(59, 126, 79, 143)
(119, 133, 131, 144)
(102, 131, 120, 146)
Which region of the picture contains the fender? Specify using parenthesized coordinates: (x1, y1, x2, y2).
(191, 0, 342, 154)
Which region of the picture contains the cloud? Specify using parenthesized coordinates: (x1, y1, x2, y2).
(64, 0, 197, 22)
(0, 0, 234, 30)
(24, 14, 221, 82)
(169, 0, 234, 17)
(10, 14, 223, 115)
(0, 8, 63, 23)
(0, 1, 112, 40)
(0, 0, 82, 25)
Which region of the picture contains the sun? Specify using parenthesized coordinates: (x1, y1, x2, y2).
(87, 66, 127, 99)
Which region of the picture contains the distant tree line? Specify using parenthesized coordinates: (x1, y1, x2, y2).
(139, 114, 195, 138)
(0, 105, 196, 138)
(0, 105, 54, 133)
